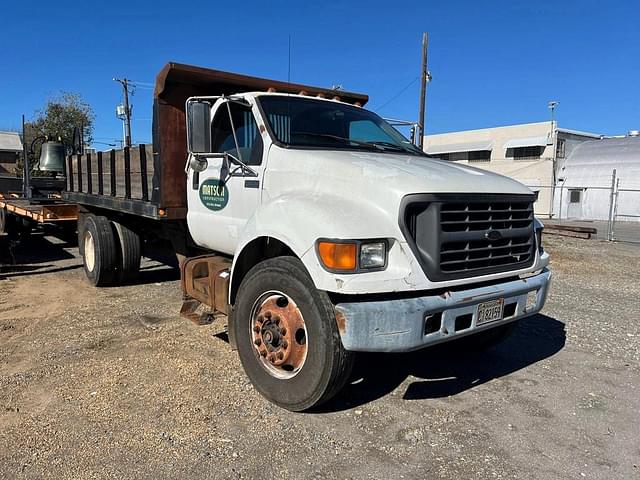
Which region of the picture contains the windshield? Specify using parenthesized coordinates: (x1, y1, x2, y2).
(257, 96, 424, 156)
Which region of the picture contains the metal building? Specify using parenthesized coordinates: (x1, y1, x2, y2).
(555, 135, 640, 223)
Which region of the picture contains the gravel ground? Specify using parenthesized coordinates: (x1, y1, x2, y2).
(0, 232, 639, 479)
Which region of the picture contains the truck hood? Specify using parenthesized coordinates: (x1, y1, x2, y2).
(268, 148, 533, 197)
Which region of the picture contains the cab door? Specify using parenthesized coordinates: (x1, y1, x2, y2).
(187, 100, 266, 254)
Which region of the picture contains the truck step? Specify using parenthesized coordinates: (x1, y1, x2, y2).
(180, 255, 231, 325)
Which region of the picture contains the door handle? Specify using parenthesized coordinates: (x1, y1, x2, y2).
(244, 179, 260, 189)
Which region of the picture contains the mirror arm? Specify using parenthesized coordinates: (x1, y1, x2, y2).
(225, 153, 258, 177)
(225, 101, 245, 164)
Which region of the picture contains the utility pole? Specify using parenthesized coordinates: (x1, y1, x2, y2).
(114, 78, 132, 147)
(22, 114, 31, 198)
(418, 33, 431, 150)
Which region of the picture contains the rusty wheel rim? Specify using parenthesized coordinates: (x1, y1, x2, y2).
(250, 291, 308, 379)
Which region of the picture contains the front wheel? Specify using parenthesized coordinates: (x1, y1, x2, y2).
(233, 257, 354, 411)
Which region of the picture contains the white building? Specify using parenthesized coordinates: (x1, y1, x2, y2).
(424, 122, 601, 217)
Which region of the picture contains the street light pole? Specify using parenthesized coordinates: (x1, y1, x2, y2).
(548, 100, 559, 218)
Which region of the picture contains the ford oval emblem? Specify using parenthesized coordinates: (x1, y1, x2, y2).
(485, 230, 502, 241)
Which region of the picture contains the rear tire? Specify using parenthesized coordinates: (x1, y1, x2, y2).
(82, 214, 118, 286)
(233, 257, 354, 412)
(112, 221, 141, 284)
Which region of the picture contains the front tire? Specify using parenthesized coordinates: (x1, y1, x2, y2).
(233, 257, 354, 411)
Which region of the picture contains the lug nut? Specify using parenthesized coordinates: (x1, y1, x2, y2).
(260, 349, 267, 357)
(264, 310, 272, 319)
(280, 328, 287, 335)
(256, 315, 264, 323)
(253, 325, 260, 333)
(277, 351, 284, 360)
(282, 340, 288, 349)
(254, 339, 262, 346)
(268, 354, 275, 362)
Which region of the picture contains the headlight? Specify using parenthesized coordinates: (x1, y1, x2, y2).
(360, 242, 386, 269)
(317, 239, 387, 272)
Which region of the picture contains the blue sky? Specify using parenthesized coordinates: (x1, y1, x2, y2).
(1, 0, 638, 146)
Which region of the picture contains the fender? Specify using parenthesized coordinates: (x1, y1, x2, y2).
(229, 192, 416, 300)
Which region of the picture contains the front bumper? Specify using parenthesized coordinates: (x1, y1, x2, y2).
(334, 268, 551, 352)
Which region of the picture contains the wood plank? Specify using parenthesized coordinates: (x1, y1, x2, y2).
(545, 227, 591, 239)
(546, 224, 597, 234)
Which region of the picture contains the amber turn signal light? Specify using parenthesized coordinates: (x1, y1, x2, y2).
(317, 241, 357, 271)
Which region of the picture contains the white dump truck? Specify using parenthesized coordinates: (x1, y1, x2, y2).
(65, 63, 551, 411)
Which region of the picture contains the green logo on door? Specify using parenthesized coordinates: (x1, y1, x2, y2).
(199, 178, 229, 211)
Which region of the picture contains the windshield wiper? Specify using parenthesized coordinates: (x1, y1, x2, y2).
(294, 132, 382, 151)
(365, 141, 416, 154)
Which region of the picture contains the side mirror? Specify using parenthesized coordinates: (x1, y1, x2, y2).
(189, 156, 208, 172)
(187, 100, 212, 154)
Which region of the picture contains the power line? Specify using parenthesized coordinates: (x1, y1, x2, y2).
(127, 80, 154, 91)
(373, 75, 420, 113)
(129, 80, 154, 87)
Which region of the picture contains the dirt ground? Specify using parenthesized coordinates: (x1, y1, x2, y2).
(0, 232, 639, 480)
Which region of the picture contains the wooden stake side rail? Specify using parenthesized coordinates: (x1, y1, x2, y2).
(66, 144, 154, 202)
(0, 195, 78, 223)
(62, 144, 177, 219)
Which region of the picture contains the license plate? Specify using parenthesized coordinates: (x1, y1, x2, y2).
(477, 298, 504, 325)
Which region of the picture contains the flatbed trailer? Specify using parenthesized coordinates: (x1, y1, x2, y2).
(0, 192, 78, 239)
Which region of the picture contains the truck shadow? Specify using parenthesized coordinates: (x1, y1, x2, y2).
(130, 264, 181, 285)
(318, 314, 565, 412)
(0, 233, 77, 273)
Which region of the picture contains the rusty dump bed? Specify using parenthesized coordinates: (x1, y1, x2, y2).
(64, 62, 369, 220)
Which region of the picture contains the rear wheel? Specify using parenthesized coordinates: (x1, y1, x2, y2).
(233, 257, 354, 411)
(82, 214, 118, 286)
(112, 221, 141, 284)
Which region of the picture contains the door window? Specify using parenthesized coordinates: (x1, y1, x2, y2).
(211, 103, 263, 166)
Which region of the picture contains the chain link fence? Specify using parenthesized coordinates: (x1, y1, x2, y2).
(526, 169, 640, 244)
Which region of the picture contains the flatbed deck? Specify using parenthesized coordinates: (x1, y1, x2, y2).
(0, 194, 78, 224)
